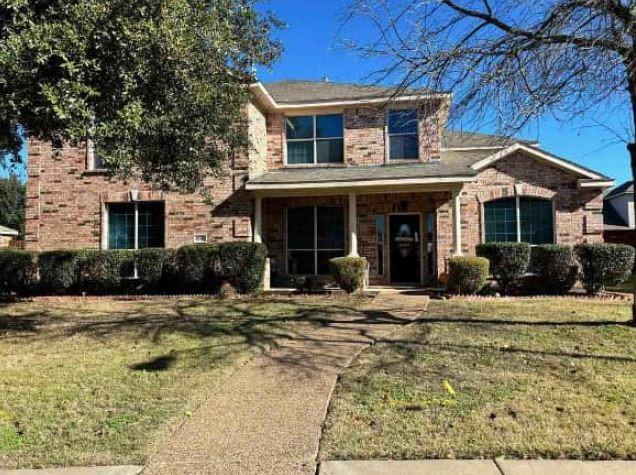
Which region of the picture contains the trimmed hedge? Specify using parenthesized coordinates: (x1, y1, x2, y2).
(175, 244, 219, 292)
(476, 242, 531, 295)
(531, 244, 577, 295)
(135, 248, 176, 292)
(0, 249, 38, 295)
(215, 242, 267, 294)
(38, 250, 83, 294)
(329, 256, 367, 293)
(447, 256, 489, 295)
(575, 243, 635, 294)
(77, 250, 134, 294)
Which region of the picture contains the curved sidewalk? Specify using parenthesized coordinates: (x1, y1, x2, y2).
(143, 293, 428, 475)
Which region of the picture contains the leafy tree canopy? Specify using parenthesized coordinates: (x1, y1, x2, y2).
(0, 174, 25, 237)
(0, 0, 281, 190)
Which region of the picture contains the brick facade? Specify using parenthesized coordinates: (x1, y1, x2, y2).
(25, 96, 606, 286)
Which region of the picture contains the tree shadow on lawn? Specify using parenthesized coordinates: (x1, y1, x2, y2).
(0, 297, 416, 375)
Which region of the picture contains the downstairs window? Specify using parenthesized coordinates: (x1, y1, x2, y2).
(108, 202, 165, 250)
(484, 197, 554, 245)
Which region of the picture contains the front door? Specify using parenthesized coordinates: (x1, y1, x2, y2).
(389, 214, 421, 284)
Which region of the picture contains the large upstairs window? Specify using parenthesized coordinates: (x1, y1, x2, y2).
(484, 197, 554, 245)
(286, 114, 344, 165)
(287, 206, 345, 275)
(108, 202, 165, 250)
(388, 109, 419, 160)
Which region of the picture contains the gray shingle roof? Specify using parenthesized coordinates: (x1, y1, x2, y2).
(248, 161, 476, 186)
(606, 181, 633, 199)
(263, 80, 433, 105)
(0, 225, 18, 236)
(442, 130, 536, 149)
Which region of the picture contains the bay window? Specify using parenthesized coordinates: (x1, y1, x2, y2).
(287, 206, 345, 275)
(286, 114, 344, 165)
(108, 202, 165, 250)
(388, 109, 419, 160)
(484, 197, 554, 245)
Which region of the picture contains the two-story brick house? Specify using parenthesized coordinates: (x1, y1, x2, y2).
(25, 80, 613, 287)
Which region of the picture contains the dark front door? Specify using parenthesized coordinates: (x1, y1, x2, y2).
(389, 214, 421, 284)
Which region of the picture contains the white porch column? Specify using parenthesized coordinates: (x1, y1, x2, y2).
(253, 196, 262, 244)
(348, 192, 359, 257)
(452, 188, 463, 256)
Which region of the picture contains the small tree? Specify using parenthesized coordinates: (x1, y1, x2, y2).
(346, 0, 636, 319)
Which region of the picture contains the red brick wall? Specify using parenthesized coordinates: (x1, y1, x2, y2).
(25, 139, 253, 251)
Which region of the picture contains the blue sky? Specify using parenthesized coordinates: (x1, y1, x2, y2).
(257, 0, 632, 186)
(3, 0, 632, 185)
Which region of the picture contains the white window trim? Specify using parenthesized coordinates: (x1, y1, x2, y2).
(286, 205, 346, 275)
(482, 196, 556, 245)
(285, 114, 344, 167)
(86, 139, 107, 172)
(387, 109, 419, 161)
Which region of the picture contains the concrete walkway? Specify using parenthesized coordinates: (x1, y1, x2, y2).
(320, 460, 636, 475)
(143, 292, 429, 475)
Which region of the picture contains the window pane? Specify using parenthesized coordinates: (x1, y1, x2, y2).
(520, 198, 554, 244)
(286, 116, 313, 139)
(288, 250, 315, 275)
(316, 114, 343, 138)
(316, 138, 344, 163)
(287, 141, 314, 164)
(376, 215, 385, 276)
(138, 202, 165, 248)
(388, 109, 418, 134)
(287, 207, 314, 249)
(389, 134, 419, 160)
(318, 250, 344, 275)
(108, 203, 134, 249)
(484, 198, 517, 242)
(317, 206, 345, 249)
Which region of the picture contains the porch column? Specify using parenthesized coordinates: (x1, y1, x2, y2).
(452, 189, 463, 256)
(348, 192, 359, 257)
(253, 196, 262, 244)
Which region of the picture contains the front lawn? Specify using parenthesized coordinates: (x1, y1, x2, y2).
(321, 298, 636, 460)
(0, 296, 362, 468)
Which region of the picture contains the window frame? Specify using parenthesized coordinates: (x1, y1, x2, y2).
(86, 139, 107, 172)
(285, 113, 344, 166)
(483, 196, 555, 245)
(286, 205, 346, 275)
(375, 215, 385, 276)
(106, 201, 165, 251)
(387, 109, 420, 161)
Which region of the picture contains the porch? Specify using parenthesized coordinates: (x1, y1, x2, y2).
(246, 164, 471, 289)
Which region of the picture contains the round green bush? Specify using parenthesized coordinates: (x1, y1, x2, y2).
(476, 242, 531, 295)
(329, 256, 367, 293)
(76, 250, 134, 294)
(135, 248, 176, 293)
(447, 256, 489, 295)
(175, 244, 219, 292)
(0, 249, 38, 295)
(530, 244, 577, 295)
(215, 242, 267, 294)
(38, 250, 82, 294)
(575, 243, 635, 294)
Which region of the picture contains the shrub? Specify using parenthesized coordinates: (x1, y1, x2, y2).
(329, 257, 367, 293)
(175, 244, 219, 292)
(575, 243, 635, 294)
(38, 250, 82, 294)
(447, 256, 489, 295)
(215, 242, 267, 294)
(476, 242, 531, 295)
(531, 244, 577, 295)
(0, 249, 38, 295)
(135, 248, 176, 293)
(76, 250, 133, 294)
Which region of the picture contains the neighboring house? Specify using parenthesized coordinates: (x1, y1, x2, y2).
(25, 80, 613, 287)
(604, 181, 635, 247)
(0, 225, 19, 248)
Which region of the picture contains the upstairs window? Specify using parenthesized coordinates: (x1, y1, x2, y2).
(388, 109, 419, 160)
(108, 202, 165, 250)
(286, 114, 344, 165)
(87, 140, 107, 171)
(484, 197, 554, 245)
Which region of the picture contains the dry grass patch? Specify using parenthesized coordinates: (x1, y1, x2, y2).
(0, 295, 364, 468)
(321, 298, 635, 460)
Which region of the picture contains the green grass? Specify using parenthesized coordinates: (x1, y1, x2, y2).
(321, 298, 636, 461)
(0, 296, 363, 468)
